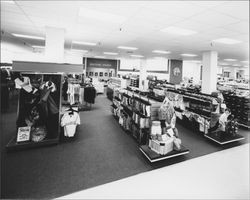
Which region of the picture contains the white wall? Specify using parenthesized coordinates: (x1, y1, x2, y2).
(146, 57, 168, 71)
(119, 58, 141, 70)
(182, 61, 201, 84)
(1, 41, 83, 64)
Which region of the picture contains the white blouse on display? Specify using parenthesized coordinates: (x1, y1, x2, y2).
(14, 76, 33, 93)
(61, 112, 81, 137)
(40, 81, 56, 92)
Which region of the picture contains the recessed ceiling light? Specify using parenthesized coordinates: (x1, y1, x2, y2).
(71, 49, 88, 53)
(224, 59, 237, 61)
(12, 33, 45, 40)
(117, 46, 138, 50)
(185, 60, 201, 63)
(94, 56, 106, 59)
(72, 41, 96, 46)
(79, 7, 127, 24)
(152, 50, 171, 54)
(103, 52, 118, 55)
(213, 38, 242, 44)
(181, 54, 197, 57)
(161, 26, 197, 35)
(241, 61, 249, 63)
(219, 63, 229, 66)
(130, 55, 144, 58)
(32, 45, 44, 48)
(232, 64, 241, 67)
(1, 1, 15, 4)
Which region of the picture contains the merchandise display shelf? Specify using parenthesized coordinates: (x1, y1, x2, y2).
(204, 132, 244, 145)
(238, 123, 250, 129)
(140, 145, 189, 163)
(6, 137, 59, 151)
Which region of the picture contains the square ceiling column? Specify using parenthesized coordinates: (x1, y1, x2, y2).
(201, 51, 218, 94)
(45, 26, 65, 63)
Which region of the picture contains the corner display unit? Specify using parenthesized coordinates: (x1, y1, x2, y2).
(6, 72, 62, 151)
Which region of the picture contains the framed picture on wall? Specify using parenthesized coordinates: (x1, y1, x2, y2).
(95, 72, 98, 76)
(89, 72, 93, 76)
(109, 72, 112, 77)
(104, 72, 108, 76)
(86, 72, 88, 76)
(99, 72, 103, 77)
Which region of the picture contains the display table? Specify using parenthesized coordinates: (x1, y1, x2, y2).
(140, 145, 189, 163)
(6, 137, 59, 151)
(204, 132, 244, 145)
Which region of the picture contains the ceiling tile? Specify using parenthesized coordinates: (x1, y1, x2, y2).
(189, 10, 241, 27)
(211, 1, 249, 21)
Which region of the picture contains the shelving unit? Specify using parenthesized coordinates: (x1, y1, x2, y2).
(204, 132, 244, 145)
(140, 145, 189, 163)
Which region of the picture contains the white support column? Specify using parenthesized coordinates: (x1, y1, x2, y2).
(229, 67, 237, 79)
(201, 51, 218, 94)
(45, 26, 65, 63)
(139, 59, 147, 90)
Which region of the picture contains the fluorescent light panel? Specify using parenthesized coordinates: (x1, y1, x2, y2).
(219, 63, 229, 66)
(213, 38, 242, 44)
(117, 46, 138, 50)
(161, 26, 197, 35)
(103, 52, 118, 55)
(12, 33, 44, 40)
(181, 54, 197, 57)
(32, 45, 44, 48)
(72, 41, 96, 46)
(94, 56, 106, 59)
(224, 59, 237, 61)
(130, 55, 144, 58)
(1, 1, 15, 4)
(152, 50, 171, 54)
(241, 61, 249, 63)
(71, 49, 88, 53)
(79, 7, 127, 24)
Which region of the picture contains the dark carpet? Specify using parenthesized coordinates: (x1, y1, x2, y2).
(1, 94, 249, 199)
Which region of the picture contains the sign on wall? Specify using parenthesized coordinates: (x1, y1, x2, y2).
(169, 60, 183, 84)
(86, 58, 117, 69)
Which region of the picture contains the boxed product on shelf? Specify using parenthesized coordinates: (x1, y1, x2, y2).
(149, 138, 174, 155)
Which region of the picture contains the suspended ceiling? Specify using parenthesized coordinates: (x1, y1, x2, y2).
(1, 0, 249, 67)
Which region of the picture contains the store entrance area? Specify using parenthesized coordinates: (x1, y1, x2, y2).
(1, 93, 249, 199)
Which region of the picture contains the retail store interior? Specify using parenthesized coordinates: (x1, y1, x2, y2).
(0, 1, 249, 199)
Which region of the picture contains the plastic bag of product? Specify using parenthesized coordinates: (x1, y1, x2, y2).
(173, 137, 182, 151)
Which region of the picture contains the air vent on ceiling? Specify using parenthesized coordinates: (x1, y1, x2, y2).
(126, 51, 133, 54)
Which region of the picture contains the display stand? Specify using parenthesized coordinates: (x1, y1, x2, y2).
(6, 72, 62, 151)
(5, 61, 85, 151)
(204, 132, 244, 145)
(140, 145, 189, 163)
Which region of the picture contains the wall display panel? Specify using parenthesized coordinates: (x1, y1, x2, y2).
(87, 58, 117, 69)
(146, 57, 169, 73)
(169, 60, 183, 84)
(119, 58, 140, 71)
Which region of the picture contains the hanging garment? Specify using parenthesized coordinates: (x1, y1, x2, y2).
(40, 81, 56, 92)
(62, 80, 68, 101)
(84, 87, 96, 104)
(15, 76, 33, 93)
(67, 84, 75, 105)
(61, 112, 80, 137)
(79, 87, 85, 104)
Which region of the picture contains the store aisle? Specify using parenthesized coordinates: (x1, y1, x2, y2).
(59, 143, 249, 199)
(1, 95, 249, 199)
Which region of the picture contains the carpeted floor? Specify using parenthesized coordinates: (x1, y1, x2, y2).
(1, 94, 249, 199)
